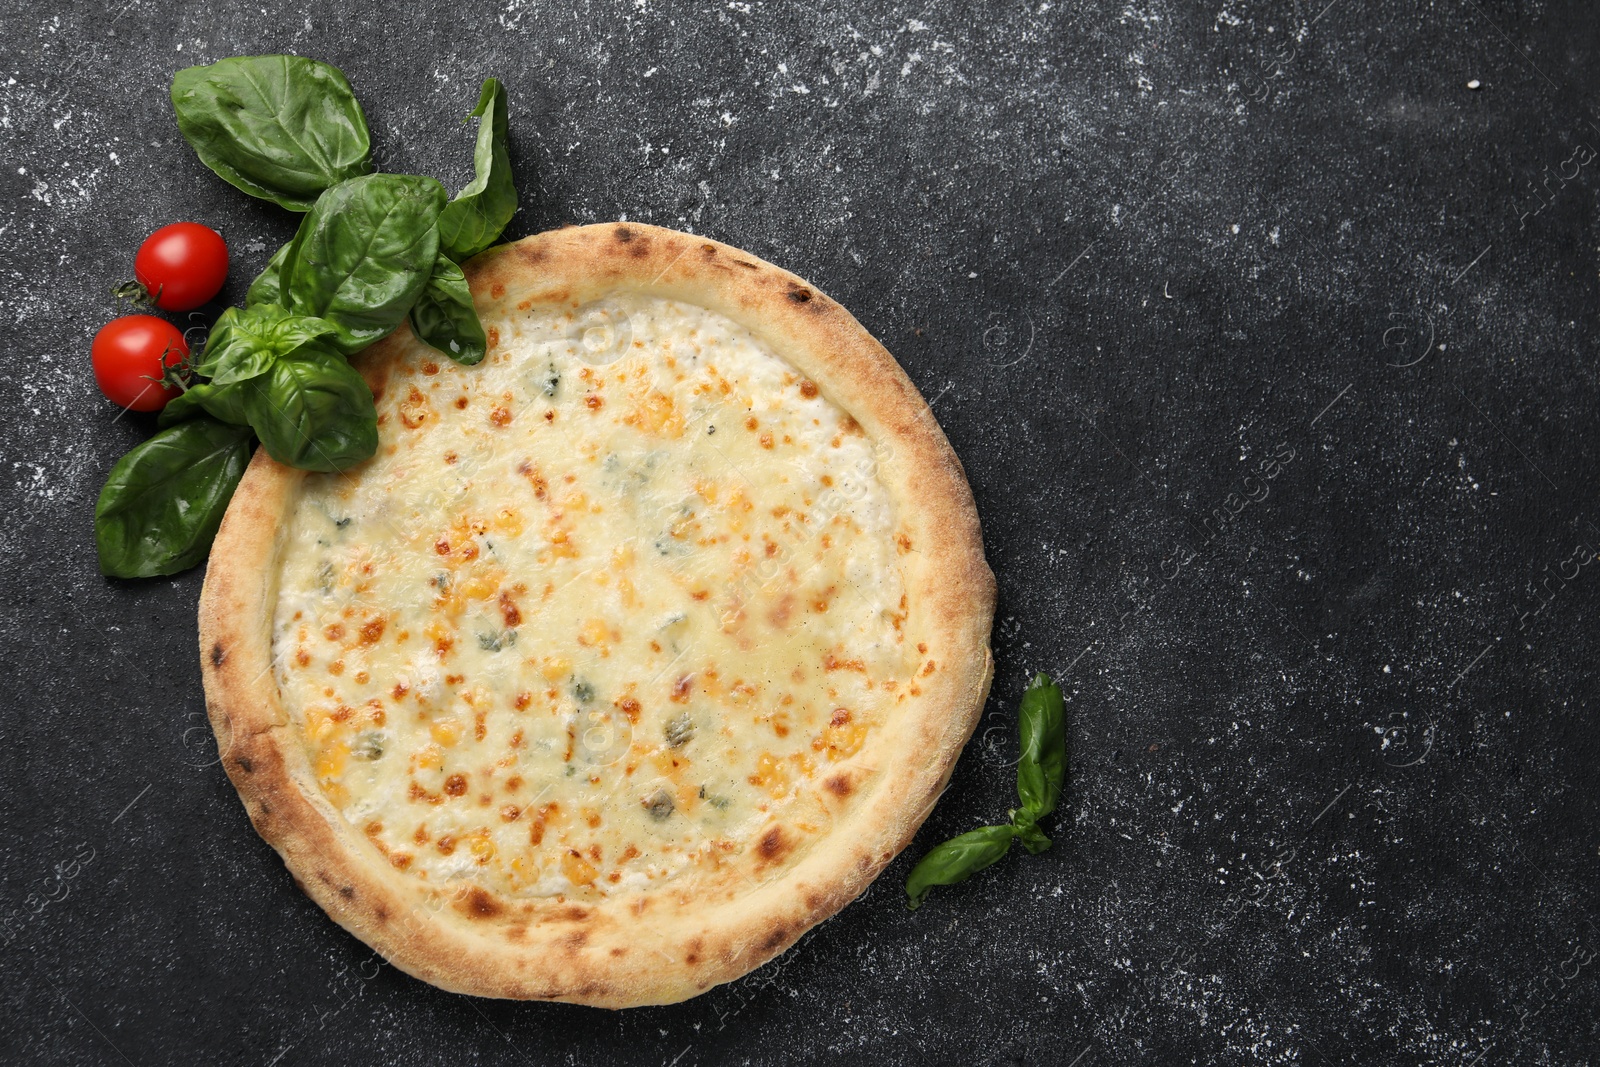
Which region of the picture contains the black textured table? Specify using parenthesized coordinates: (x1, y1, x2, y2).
(4, 1, 1598, 1063)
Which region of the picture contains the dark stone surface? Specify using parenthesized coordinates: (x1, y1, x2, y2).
(2, 0, 1598, 1063)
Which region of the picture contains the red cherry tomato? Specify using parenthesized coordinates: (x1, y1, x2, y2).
(91, 315, 190, 412)
(133, 222, 229, 311)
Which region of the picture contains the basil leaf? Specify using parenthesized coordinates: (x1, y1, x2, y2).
(197, 304, 340, 384)
(156, 380, 252, 429)
(409, 254, 487, 365)
(246, 240, 295, 308)
(171, 55, 373, 212)
(904, 824, 1017, 911)
(243, 341, 377, 472)
(437, 78, 516, 261)
(1015, 672, 1067, 821)
(95, 418, 254, 578)
(283, 174, 446, 354)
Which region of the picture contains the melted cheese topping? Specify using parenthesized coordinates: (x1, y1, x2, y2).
(272, 294, 920, 901)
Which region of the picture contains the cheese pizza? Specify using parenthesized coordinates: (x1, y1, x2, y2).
(198, 222, 994, 1006)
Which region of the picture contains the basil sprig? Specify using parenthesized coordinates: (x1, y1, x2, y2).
(95, 59, 520, 579)
(904, 672, 1068, 910)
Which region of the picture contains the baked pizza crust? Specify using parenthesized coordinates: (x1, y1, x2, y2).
(198, 222, 996, 1007)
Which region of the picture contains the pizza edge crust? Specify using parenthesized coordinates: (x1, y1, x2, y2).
(199, 222, 996, 1007)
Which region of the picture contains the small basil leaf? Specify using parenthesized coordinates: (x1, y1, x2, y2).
(1016, 671, 1067, 821)
(171, 55, 373, 212)
(904, 824, 1017, 910)
(246, 240, 295, 308)
(156, 380, 252, 429)
(243, 342, 377, 472)
(1010, 810, 1053, 856)
(409, 254, 487, 365)
(197, 304, 340, 385)
(283, 174, 446, 354)
(437, 78, 516, 261)
(95, 418, 254, 578)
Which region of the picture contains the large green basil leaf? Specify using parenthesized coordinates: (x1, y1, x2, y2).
(283, 174, 446, 354)
(409, 254, 487, 365)
(197, 304, 340, 384)
(243, 341, 377, 472)
(904, 824, 1017, 911)
(246, 240, 295, 308)
(1015, 672, 1067, 821)
(171, 55, 373, 212)
(157, 380, 252, 429)
(95, 418, 254, 578)
(437, 78, 516, 261)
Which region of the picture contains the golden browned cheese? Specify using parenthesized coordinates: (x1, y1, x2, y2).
(272, 294, 918, 899)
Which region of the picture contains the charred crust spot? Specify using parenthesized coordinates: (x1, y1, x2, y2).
(824, 774, 852, 797)
(787, 285, 814, 304)
(461, 887, 502, 919)
(700, 243, 718, 256)
(614, 225, 635, 242)
(756, 826, 789, 863)
(610, 946, 627, 957)
(736, 259, 760, 271)
(374, 905, 389, 923)
(559, 905, 592, 922)
(562, 930, 589, 951)
(759, 924, 793, 953)
(685, 937, 704, 965)
(209, 643, 227, 668)
(235, 756, 254, 774)
(338, 885, 355, 901)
